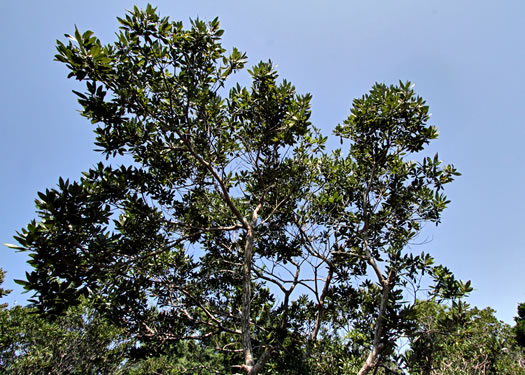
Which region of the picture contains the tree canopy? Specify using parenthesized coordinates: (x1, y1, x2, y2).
(403, 300, 524, 374)
(10, 4, 476, 374)
(0, 269, 11, 310)
(515, 302, 525, 348)
(0, 299, 131, 374)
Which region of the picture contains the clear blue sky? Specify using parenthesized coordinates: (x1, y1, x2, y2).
(1, 0, 524, 324)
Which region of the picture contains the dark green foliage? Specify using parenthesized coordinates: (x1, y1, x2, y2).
(9, 5, 474, 374)
(126, 340, 228, 374)
(515, 303, 525, 348)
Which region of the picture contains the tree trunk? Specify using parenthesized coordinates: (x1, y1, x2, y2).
(241, 226, 255, 373)
(357, 275, 393, 375)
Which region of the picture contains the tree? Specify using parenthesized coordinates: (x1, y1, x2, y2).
(11, 5, 466, 374)
(0, 269, 226, 375)
(14, 5, 320, 374)
(0, 294, 132, 374)
(308, 81, 466, 375)
(403, 300, 525, 374)
(515, 302, 525, 348)
(0, 268, 11, 309)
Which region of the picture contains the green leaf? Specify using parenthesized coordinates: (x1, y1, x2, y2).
(3, 243, 26, 251)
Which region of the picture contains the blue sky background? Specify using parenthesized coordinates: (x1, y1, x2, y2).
(1, 0, 524, 324)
